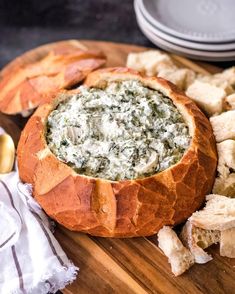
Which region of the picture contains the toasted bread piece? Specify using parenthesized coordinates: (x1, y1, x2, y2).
(213, 174, 235, 197)
(158, 226, 194, 276)
(220, 228, 235, 258)
(190, 194, 235, 230)
(210, 110, 235, 142)
(216, 140, 235, 177)
(158, 68, 196, 90)
(126, 50, 176, 76)
(186, 80, 226, 116)
(180, 221, 220, 264)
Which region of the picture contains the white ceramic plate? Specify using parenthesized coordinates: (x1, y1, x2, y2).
(136, 12, 235, 61)
(139, 0, 235, 43)
(135, 0, 235, 51)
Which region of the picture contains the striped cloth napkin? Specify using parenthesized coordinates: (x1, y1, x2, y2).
(0, 171, 78, 294)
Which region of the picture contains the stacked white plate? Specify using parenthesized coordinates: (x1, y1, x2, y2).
(134, 0, 235, 61)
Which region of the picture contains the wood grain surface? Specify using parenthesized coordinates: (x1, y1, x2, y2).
(1, 40, 234, 294)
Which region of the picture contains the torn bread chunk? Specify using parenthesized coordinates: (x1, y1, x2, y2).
(158, 68, 196, 90)
(158, 226, 194, 276)
(210, 110, 235, 142)
(186, 80, 226, 116)
(216, 140, 235, 177)
(198, 67, 235, 94)
(225, 93, 235, 110)
(220, 228, 235, 258)
(180, 221, 220, 264)
(198, 76, 234, 95)
(215, 67, 235, 90)
(213, 173, 235, 197)
(126, 50, 176, 76)
(190, 194, 235, 230)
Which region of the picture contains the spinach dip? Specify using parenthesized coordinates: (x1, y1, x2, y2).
(46, 80, 191, 181)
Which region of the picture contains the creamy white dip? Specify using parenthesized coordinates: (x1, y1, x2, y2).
(47, 80, 191, 180)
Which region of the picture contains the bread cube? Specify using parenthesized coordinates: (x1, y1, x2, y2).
(186, 80, 226, 116)
(220, 228, 235, 258)
(225, 93, 235, 110)
(213, 173, 235, 197)
(199, 67, 235, 94)
(210, 110, 235, 142)
(126, 50, 176, 76)
(158, 68, 196, 90)
(217, 140, 235, 177)
(217, 67, 235, 89)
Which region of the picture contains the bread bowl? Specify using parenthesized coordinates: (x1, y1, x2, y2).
(17, 67, 217, 237)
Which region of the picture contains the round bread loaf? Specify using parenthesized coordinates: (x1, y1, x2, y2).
(17, 68, 217, 237)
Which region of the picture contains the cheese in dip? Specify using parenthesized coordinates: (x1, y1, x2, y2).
(46, 80, 191, 181)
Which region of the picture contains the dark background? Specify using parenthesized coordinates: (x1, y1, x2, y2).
(0, 0, 153, 69)
(0, 0, 233, 70)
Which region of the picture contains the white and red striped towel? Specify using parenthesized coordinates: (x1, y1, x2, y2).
(0, 171, 79, 294)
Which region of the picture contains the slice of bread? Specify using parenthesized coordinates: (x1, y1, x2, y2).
(180, 221, 220, 264)
(158, 226, 194, 276)
(190, 194, 235, 230)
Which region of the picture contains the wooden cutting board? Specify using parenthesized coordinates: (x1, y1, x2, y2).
(2, 40, 235, 294)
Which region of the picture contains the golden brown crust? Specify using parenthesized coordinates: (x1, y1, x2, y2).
(17, 67, 217, 237)
(0, 40, 106, 115)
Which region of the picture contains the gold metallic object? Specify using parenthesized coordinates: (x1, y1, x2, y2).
(0, 134, 15, 173)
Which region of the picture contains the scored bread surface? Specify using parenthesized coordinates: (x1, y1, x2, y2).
(17, 68, 217, 237)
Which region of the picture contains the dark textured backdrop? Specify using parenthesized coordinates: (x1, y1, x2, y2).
(0, 0, 153, 68)
(0, 0, 233, 69)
